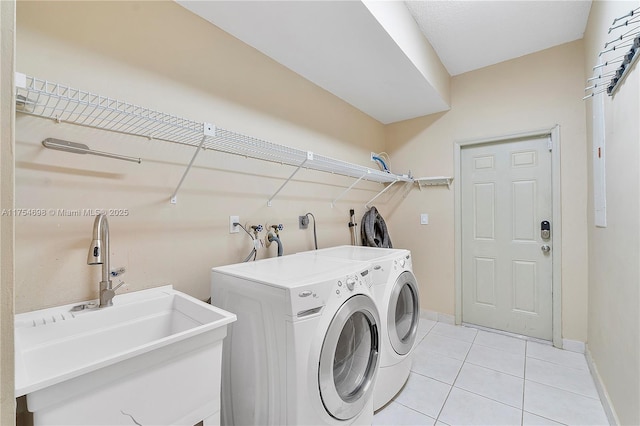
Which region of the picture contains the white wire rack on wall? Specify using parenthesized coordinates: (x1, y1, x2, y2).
(15, 73, 448, 205)
(415, 176, 454, 189)
(584, 6, 640, 99)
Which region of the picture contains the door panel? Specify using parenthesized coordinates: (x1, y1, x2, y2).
(461, 137, 552, 340)
(512, 181, 536, 241)
(474, 257, 496, 306)
(512, 260, 537, 313)
(474, 183, 495, 240)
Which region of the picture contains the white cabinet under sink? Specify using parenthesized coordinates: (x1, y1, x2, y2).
(15, 285, 236, 425)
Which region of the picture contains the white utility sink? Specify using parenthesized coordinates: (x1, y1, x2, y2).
(15, 285, 236, 425)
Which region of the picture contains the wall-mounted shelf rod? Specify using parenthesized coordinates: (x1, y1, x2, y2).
(267, 152, 313, 207)
(170, 130, 213, 204)
(42, 138, 141, 164)
(331, 171, 369, 208)
(365, 179, 401, 209)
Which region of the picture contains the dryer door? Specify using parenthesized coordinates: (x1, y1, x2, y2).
(388, 271, 420, 355)
(319, 294, 380, 420)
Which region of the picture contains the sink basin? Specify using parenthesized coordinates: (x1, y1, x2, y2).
(15, 285, 236, 425)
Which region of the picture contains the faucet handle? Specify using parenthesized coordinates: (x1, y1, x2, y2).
(110, 266, 126, 277)
(113, 280, 126, 292)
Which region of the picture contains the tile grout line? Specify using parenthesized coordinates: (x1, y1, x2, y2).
(404, 322, 600, 426)
(470, 339, 526, 357)
(463, 359, 525, 380)
(394, 323, 446, 423)
(523, 341, 600, 426)
(523, 377, 602, 401)
(525, 344, 600, 401)
(417, 326, 531, 412)
(385, 400, 438, 423)
(525, 353, 590, 372)
(462, 322, 550, 345)
(433, 328, 479, 422)
(522, 409, 571, 426)
(410, 362, 527, 411)
(409, 368, 458, 388)
(451, 384, 526, 411)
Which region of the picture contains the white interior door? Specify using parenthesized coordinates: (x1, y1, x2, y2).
(461, 137, 553, 340)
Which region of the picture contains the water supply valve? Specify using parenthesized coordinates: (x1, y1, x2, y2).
(250, 224, 263, 239)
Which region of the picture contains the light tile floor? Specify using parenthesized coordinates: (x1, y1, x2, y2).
(374, 320, 609, 426)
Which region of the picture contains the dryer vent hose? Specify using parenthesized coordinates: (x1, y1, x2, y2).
(361, 206, 393, 248)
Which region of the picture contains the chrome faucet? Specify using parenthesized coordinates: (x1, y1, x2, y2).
(87, 214, 123, 307)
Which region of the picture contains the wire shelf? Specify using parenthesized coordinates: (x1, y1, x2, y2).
(16, 75, 205, 148)
(16, 73, 411, 186)
(415, 176, 453, 188)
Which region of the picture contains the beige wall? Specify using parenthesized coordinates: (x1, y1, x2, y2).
(1, 0, 16, 423)
(583, 1, 640, 424)
(14, 1, 387, 313)
(10, 1, 640, 423)
(385, 40, 589, 341)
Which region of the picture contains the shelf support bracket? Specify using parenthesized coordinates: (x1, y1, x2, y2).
(268, 151, 313, 207)
(365, 179, 400, 209)
(331, 171, 369, 208)
(170, 123, 214, 204)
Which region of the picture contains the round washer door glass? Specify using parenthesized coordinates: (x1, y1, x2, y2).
(388, 271, 420, 355)
(319, 294, 380, 420)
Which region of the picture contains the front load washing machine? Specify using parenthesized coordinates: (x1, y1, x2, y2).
(297, 246, 420, 410)
(211, 255, 381, 425)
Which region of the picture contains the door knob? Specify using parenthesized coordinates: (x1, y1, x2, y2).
(541, 245, 551, 253)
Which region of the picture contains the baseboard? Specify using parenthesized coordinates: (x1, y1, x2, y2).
(420, 309, 438, 321)
(420, 309, 454, 325)
(562, 338, 586, 354)
(585, 345, 619, 426)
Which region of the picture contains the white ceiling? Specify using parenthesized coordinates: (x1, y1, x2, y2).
(404, 1, 593, 76)
(178, 1, 592, 124)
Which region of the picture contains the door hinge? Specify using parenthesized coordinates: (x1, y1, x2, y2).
(548, 139, 553, 151)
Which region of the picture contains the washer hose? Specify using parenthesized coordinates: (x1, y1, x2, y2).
(268, 233, 284, 256)
(361, 206, 392, 248)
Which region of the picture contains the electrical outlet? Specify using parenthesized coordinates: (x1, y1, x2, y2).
(299, 215, 309, 229)
(229, 215, 240, 233)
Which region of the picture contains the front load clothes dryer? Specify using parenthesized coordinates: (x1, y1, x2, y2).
(297, 246, 420, 410)
(211, 255, 380, 426)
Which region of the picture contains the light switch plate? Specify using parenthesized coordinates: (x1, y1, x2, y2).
(420, 213, 429, 225)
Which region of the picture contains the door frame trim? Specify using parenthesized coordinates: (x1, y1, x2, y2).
(454, 126, 562, 348)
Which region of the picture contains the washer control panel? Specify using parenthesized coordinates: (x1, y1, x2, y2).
(334, 267, 372, 297)
(291, 266, 372, 315)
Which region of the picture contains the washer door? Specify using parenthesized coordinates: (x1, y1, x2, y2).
(387, 271, 420, 355)
(319, 294, 380, 420)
